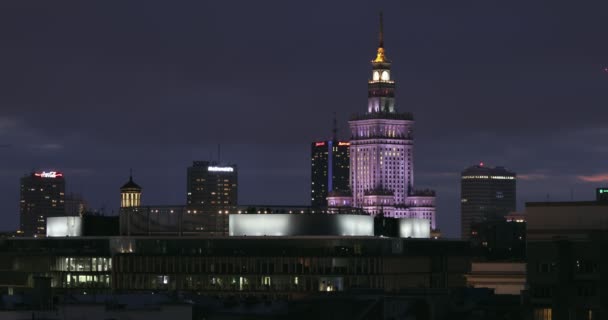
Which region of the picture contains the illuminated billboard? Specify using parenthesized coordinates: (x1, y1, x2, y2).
(399, 218, 430, 238)
(34, 171, 63, 178)
(229, 214, 430, 238)
(229, 214, 374, 237)
(207, 166, 234, 172)
(47, 216, 82, 237)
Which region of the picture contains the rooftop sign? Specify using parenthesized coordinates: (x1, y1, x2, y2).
(34, 171, 63, 178)
(208, 166, 234, 173)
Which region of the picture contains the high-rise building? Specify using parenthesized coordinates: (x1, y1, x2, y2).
(332, 14, 436, 229)
(120, 175, 142, 208)
(19, 171, 66, 236)
(311, 140, 350, 207)
(460, 163, 516, 240)
(187, 161, 237, 208)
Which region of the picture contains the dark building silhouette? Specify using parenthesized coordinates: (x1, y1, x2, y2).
(19, 171, 65, 236)
(311, 140, 350, 207)
(595, 187, 608, 202)
(0, 236, 470, 295)
(82, 215, 119, 236)
(187, 161, 237, 209)
(461, 164, 516, 240)
(470, 218, 526, 261)
(64, 193, 87, 216)
(525, 199, 608, 320)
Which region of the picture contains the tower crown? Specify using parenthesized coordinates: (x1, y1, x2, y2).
(120, 172, 142, 208)
(120, 174, 141, 191)
(367, 12, 396, 114)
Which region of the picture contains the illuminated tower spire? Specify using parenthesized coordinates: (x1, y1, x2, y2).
(368, 12, 394, 113)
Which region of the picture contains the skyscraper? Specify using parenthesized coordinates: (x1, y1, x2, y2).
(187, 161, 238, 209)
(330, 13, 436, 229)
(460, 163, 516, 240)
(19, 171, 65, 236)
(311, 140, 350, 207)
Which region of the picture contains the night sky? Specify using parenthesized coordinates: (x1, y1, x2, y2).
(1, 1, 608, 238)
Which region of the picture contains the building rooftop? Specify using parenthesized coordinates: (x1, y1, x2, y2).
(526, 200, 607, 207)
(120, 176, 141, 190)
(461, 164, 516, 176)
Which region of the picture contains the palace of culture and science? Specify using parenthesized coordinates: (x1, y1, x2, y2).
(328, 14, 436, 230)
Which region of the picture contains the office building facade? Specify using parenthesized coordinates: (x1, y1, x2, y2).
(311, 140, 350, 207)
(120, 205, 228, 236)
(460, 164, 516, 240)
(330, 14, 436, 229)
(0, 236, 470, 295)
(187, 161, 237, 209)
(19, 171, 66, 236)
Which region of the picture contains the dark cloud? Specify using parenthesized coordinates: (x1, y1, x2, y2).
(1, 0, 608, 237)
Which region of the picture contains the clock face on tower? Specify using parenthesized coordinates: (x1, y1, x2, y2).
(381, 70, 390, 81)
(373, 71, 380, 81)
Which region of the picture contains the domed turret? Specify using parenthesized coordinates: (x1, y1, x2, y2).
(120, 173, 142, 208)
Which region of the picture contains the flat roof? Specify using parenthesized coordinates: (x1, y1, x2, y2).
(526, 201, 608, 207)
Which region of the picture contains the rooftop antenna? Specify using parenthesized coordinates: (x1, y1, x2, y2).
(332, 112, 338, 141)
(379, 11, 384, 48)
(217, 144, 221, 163)
(570, 187, 574, 201)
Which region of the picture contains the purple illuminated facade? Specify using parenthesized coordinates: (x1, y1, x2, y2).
(328, 14, 436, 230)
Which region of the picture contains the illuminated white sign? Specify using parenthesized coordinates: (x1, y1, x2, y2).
(229, 214, 430, 239)
(399, 218, 430, 238)
(47, 216, 82, 237)
(462, 175, 514, 180)
(34, 171, 63, 178)
(229, 214, 375, 237)
(208, 166, 234, 172)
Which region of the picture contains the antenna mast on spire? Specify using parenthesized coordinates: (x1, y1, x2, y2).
(217, 144, 221, 163)
(379, 11, 384, 48)
(373, 12, 388, 63)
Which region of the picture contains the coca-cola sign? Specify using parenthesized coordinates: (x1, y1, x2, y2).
(34, 171, 63, 178)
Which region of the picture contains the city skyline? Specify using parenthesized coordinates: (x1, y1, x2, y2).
(2, 1, 608, 238)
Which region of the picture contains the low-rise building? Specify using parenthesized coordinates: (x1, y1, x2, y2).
(465, 262, 526, 295)
(0, 236, 470, 296)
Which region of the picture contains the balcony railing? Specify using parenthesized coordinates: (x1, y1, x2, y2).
(350, 112, 414, 121)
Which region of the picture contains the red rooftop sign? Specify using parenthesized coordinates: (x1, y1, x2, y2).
(34, 171, 63, 178)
